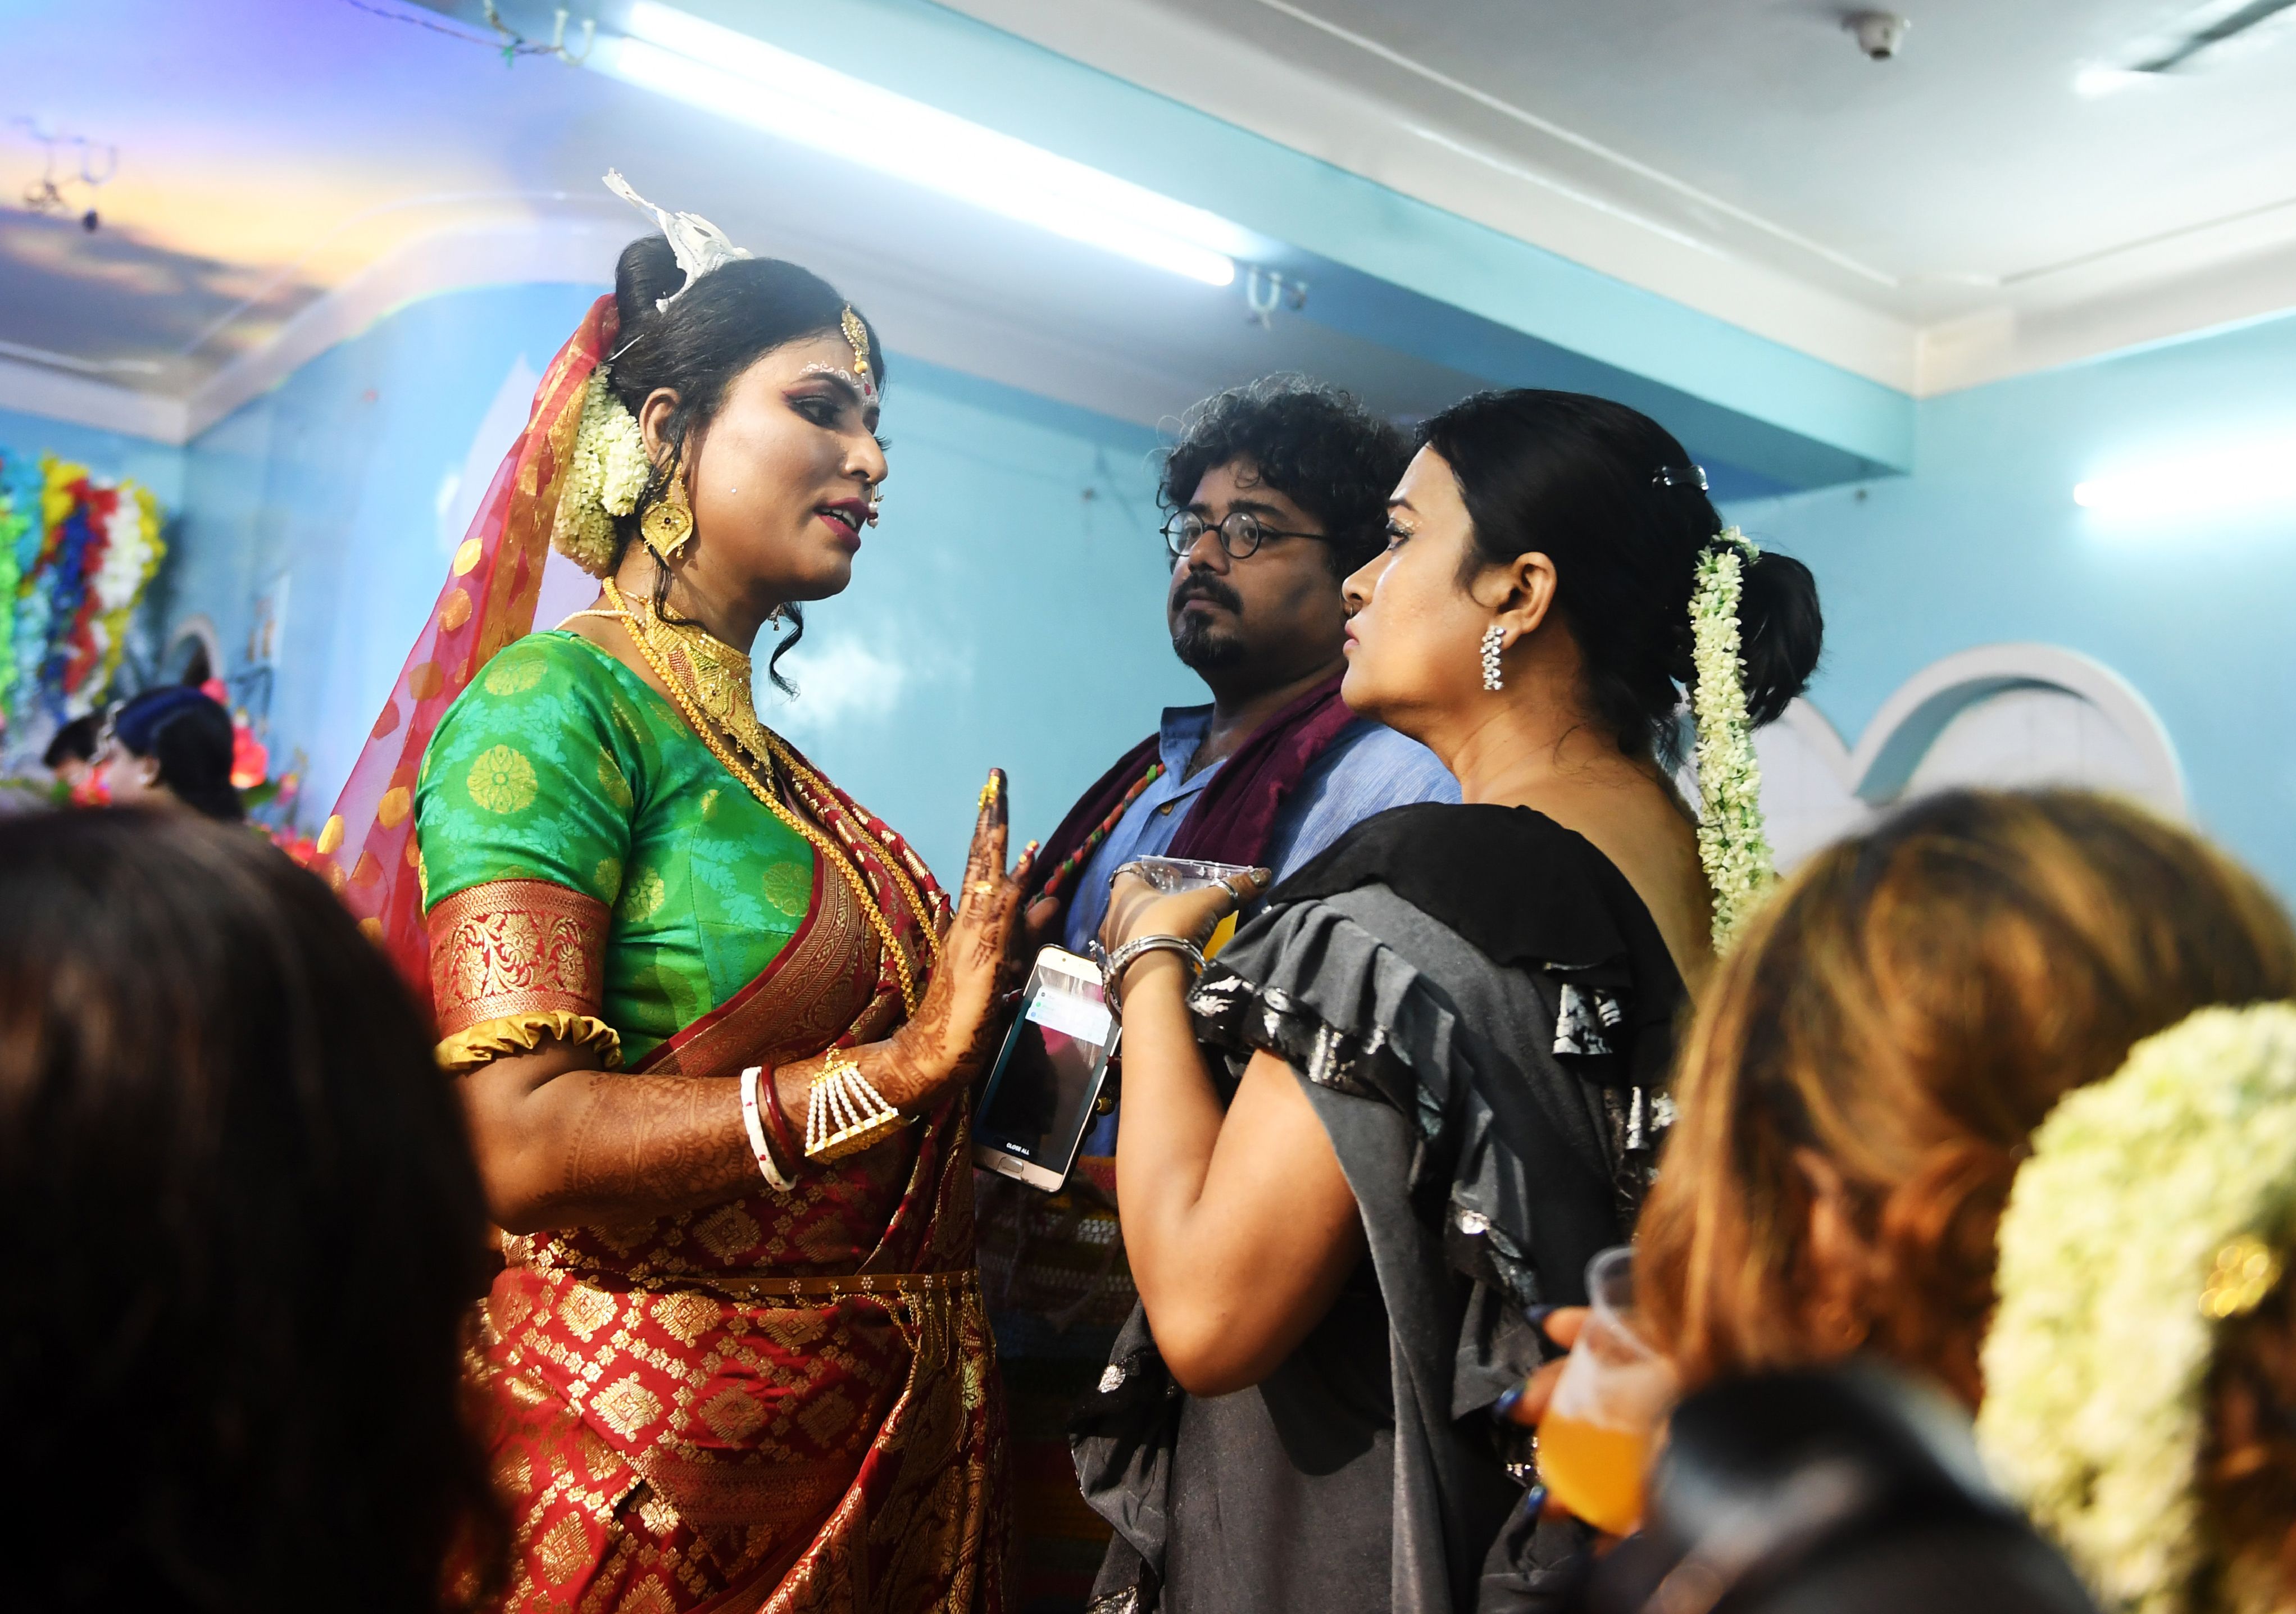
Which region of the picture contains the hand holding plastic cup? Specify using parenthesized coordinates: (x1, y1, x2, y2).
(1534, 1247, 1678, 1536)
(1106, 856, 1260, 960)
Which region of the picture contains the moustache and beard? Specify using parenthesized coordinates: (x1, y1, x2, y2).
(1169, 572, 1247, 670)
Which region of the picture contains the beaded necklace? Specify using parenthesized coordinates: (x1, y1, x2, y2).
(593, 579, 929, 1013)
(1038, 760, 1166, 900)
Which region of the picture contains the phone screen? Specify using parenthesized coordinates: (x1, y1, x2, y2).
(974, 951, 1117, 1181)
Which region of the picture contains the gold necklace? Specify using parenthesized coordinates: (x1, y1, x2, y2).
(599, 580, 924, 1013)
(760, 731, 939, 962)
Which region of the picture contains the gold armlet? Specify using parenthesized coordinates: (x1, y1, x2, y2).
(437, 1011, 624, 1074)
(805, 1048, 906, 1161)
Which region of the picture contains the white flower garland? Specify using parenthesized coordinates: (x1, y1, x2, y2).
(1978, 1002, 2296, 1614)
(1689, 527, 1774, 948)
(551, 370, 652, 577)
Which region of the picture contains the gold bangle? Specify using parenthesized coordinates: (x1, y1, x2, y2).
(805, 1048, 905, 1162)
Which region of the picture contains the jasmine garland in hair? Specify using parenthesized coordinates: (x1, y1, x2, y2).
(1690, 526, 1774, 947)
(1979, 1003, 2296, 1614)
(552, 369, 653, 577)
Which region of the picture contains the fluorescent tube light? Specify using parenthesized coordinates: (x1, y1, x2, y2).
(2074, 65, 2143, 97)
(2074, 439, 2296, 519)
(600, 3, 1242, 287)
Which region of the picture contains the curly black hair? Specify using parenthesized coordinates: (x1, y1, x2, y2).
(1159, 375, 1411, 574)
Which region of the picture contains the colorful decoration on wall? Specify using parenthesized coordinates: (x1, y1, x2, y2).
(0, 451, 166, 740)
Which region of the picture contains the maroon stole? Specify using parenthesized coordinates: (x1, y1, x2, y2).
(1028, 673, 1357, 927)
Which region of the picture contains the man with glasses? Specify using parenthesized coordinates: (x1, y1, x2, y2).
(993, 377, 1456, 1607)
(1025, 375, 1457, 957)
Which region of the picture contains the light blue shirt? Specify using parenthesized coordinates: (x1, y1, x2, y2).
(1062, 703, 1455, 1154)
(1060, 703, 1461, 957)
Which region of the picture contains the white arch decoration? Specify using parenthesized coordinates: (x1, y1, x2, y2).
(1740, 643, 2188, 871)
(1839, 642, 2186, 816)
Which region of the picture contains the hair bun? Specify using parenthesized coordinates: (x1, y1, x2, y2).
(1735, 548, 1822, 726)
(613, 235, 684, 329)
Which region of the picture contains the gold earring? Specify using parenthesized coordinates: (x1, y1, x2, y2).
(640, 471, 694, 562)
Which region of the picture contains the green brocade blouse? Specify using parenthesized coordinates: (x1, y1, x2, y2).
(415, 630, 815, 1067)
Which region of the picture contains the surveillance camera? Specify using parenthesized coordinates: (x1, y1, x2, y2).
(1845, 10, 1910, 60)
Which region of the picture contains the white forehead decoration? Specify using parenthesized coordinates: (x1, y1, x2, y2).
(603, 169, 752, 310)
(800, 360, 878, 408)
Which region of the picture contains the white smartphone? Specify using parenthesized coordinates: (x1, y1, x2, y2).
(972, 946, 1122, 1192)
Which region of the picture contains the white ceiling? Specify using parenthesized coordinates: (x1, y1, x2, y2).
(945, 0, 2296, 392)
(6, 0, 2290, 449)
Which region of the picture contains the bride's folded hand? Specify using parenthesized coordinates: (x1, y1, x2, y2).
(872, 769, 1032, 1107)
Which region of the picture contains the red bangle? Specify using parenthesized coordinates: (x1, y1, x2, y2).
(760, 1064, 803, 1163)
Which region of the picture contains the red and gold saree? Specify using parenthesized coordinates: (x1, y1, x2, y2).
(462, 792, 1009, 1612)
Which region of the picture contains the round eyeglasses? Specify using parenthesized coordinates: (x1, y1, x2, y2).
(1161, 510, 1325, 562)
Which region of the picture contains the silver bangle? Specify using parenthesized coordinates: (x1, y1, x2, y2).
(1101, 934, 1206, 1004)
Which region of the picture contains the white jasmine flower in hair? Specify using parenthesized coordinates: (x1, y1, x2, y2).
(552, 372, 651, 576)
(1980, 1004, 2296, 1614)
(1690, 529, 1774, 947)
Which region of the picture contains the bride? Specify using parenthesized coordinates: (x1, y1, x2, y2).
(328, 177, 1026, 1612)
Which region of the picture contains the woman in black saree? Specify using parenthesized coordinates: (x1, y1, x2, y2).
(1070, 390, 1823, 1614)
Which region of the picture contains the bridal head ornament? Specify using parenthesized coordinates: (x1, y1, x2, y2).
(602, 167, 751, 310)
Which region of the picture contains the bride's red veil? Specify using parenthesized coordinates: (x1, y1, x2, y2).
(319, 294, 620, 1007)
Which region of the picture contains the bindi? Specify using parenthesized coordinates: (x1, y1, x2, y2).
(799, 361, 877, 407)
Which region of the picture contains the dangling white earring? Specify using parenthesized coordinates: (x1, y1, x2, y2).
(766, 605, 788, 633)
(1480, 624, 1506, 692)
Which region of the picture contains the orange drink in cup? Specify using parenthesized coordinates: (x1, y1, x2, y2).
(1535, 1247, 1676, 1536)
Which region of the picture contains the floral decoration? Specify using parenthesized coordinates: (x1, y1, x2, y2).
(552, 370, 652, 576)
(0, 460, 27, 716)
(0, 450, 166, 745)
(1977, 1003, 2296, 1614)
(1689, 526, 1774, 948)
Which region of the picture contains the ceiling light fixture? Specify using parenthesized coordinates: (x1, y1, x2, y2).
(2074, 438, 2296, 519)
(597, 2, 1242, 287)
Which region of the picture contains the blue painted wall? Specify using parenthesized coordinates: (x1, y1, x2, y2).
(167, 281, 1195, 881)
(0, 405, 185, 507)
(44, 275, 2296, 902)
(1725, 310, 2296, 900)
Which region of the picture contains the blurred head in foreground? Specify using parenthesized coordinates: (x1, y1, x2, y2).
(0, 811, 502, 1612)
(1638, 788, 2296, 1407)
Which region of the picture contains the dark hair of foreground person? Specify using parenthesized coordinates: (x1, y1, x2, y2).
(0, 811, 506, 1612)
